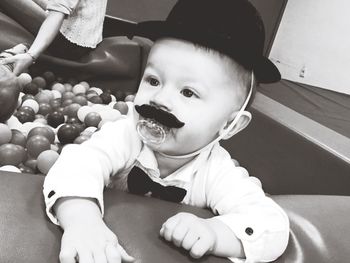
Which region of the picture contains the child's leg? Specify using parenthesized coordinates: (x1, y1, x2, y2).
(0, 0, 46, 35)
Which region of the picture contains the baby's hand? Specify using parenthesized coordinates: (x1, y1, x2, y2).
(160, 212, 217, 259)
(60, 219, 135, 263)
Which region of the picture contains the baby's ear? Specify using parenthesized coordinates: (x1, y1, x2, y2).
(220, 111, 252, 140)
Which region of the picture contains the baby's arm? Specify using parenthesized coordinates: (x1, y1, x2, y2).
(55, 197, 134, 263)
(44, 115, 141, 262)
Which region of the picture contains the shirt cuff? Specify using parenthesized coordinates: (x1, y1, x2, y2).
(46, 0, 80, 15)
(215, 211, 289, 262)
(43, 176, 105, 225)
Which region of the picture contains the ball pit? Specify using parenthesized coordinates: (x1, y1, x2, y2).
(0, 71, 133, 175)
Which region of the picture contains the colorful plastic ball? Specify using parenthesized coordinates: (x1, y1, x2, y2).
(22, 99, 39, 113)
(0, 123, 12, 145)
(65, 103, 81, 118)
(49, 98, 62, 110)
(113, 101, 129, 115)
(72, 95, 88, 106)
(15, 110, 35, 124)
(37, 149, 60, 174)
(26, 134, 51, 158)
(32, 76, 47, 89)
(124, 94, 135, 102)
(38, 103, 52, 116)
(76, 106, 92, 122)
(34, 92, 50, 104)
(73, 135, 90, 144)
(42, 71, 56, 85)
(57, 124, 80, 144)
(0, 143, 26, 166)
(34, 117, 47, 125)
(0, 165, 21, 173)
(41, 89, 54, 101)
(84, 112, 102, 127)
(110, 94, 116, 102)
(52, 83, 66, 93)
(115, 90, 126, 101)
(24, 158, 38, 171)
(63, 92, 76, 101)
(99, 92, 112, 104)
(79, 81, 90, 91)
(18, 163, 35, 174)
(5, 116, 22, 131)
(28, 126, 55, 144)
(47, 111, 65, 128)
(21, 121, 45, 136)
(89, 87, 103, 95)
(10, 129, 27, 147)
(18, 73, 32, 87)
(23, 82, 39, 95)
(64, 83, 73, 92)
(51, 90, 62, 99)
(73, 84, 86, 95)
(21, 94, 35, 102)
(88, 95, 103, 104)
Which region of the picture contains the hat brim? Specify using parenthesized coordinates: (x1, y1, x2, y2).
(135, 20, 281, 84)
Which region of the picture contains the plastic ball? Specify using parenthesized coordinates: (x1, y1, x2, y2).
(0, 143, 26, 166)
(14, 110, 35, 124)
(47, 111, 65, 128)
(40, 89, 54, 101)
(124, 94, 135, 102)
(77, 106, 93, 122)
(49, 98, 62, 110)
(51, 90, 62, 99)
(23, 82, 39, 95)
(73, 135, 90, 144)
(10, 129, 27, 147)
(32, 76, 47, 89)
(57, 124, 80, 144)
(73, 84, 86, 95)
(52, 83, 66, 93)
(21, 94, 35, 102)
(34, 92, 50, 104)
(18, 163, 35, 174)
(72, 95, 88, 106)
(81, 126, 98, 137)
(38, 103, 52, 116)
(62, 91, 75, 100)
(84, 112, 102, 127)
(79, 81, 90, 91)
(22, 99, 39, 113)
(64, 83, 73, 92)
(88, 95, 103, 104)
(37, 149, 60, 174)
(28, 126, 55, 144)
(89, 87, 103, 95)
(0, 123, 12, 145)
(18, 73, 32, 87)
(24, 158, 38, 171)
(99, 92, 112, 104)
(113, 101, 129, 115)
(5, 116, 22, 131)
(115, 90, 126, 101)
(99, 109, 121, 122)
(65, 103, 81, 118)
(42, 71, 56, 85)
(26, 135, 51, 158)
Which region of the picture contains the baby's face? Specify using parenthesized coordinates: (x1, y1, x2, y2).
(134, 38, 243, 155)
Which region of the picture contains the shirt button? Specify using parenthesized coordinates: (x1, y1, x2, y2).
(245, 227, 254, 235)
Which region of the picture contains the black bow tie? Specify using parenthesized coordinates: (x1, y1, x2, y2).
(127, 166, 187, 203)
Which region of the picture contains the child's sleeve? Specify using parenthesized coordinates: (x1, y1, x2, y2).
(205, 161, 290, 262)
(43, 117, 142, 225)
(46, 0, 80, 16)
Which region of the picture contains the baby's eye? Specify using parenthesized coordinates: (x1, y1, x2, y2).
(181, 89, 196, 98)
(148, 77, 160, 86)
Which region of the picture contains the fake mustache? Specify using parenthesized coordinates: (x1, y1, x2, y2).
(135, 104, 185, 129)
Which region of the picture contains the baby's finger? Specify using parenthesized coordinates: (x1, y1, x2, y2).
(181, 230, 199, 251)
(76, 248, 94, 263)
(118, 244, 135, 262)
(105, 243, 121, 263)
(0, 57, 14, 65)
(160, 216, 180, 241)
(59, 246, 77, 263)
(190, 238, 211, 259)
(171, 223, 189, 247)
(92, 249, 107, 263)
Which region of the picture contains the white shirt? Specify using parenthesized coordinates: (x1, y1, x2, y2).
(47, 0, 107, 48)
(43, 102, 289, 262)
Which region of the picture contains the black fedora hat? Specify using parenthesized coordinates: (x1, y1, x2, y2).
(134, 0, 281, 83)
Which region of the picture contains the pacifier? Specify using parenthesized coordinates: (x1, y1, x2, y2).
(136, 119, 169, 145)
